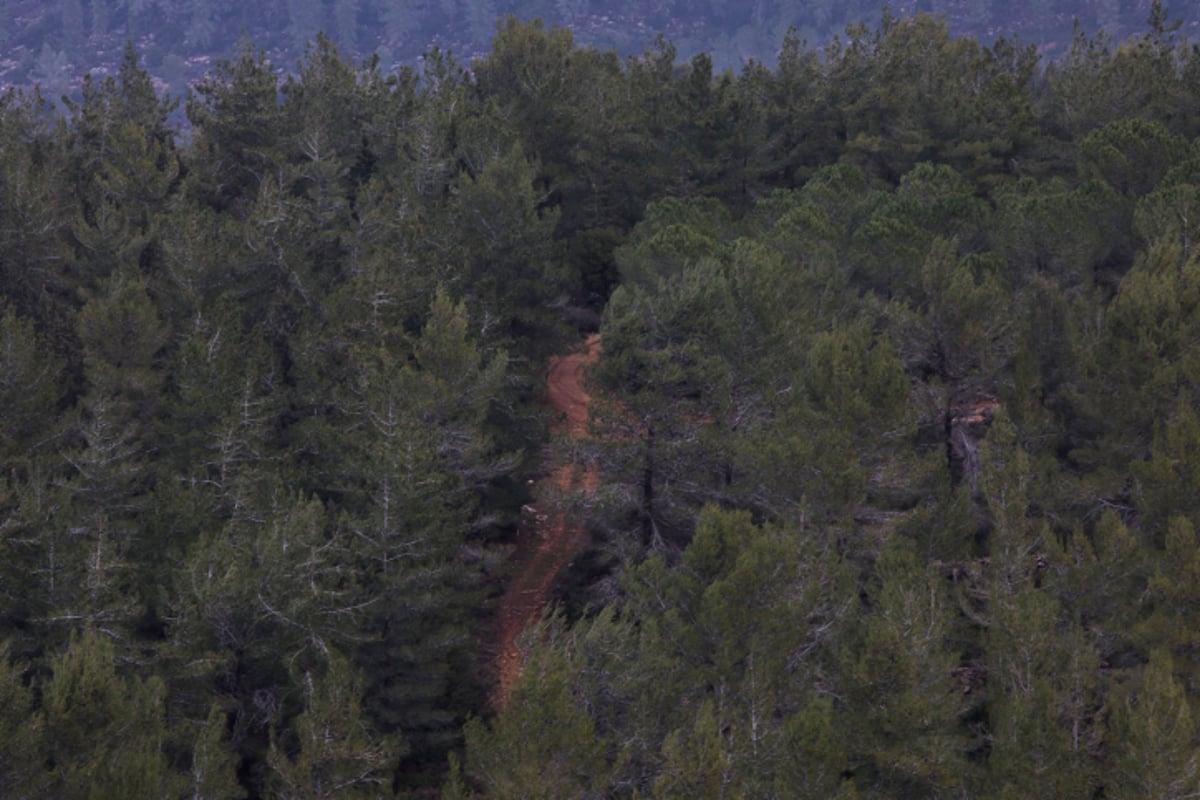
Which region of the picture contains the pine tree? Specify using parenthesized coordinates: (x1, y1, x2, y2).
(0, 306, 66, 473)
(66, 46, 180, 289)
(39, 628, 180, 799)
(278, 35, 389, 293)
(284, 286, 512, 766)
(976, 413, 1105, 798)
(56, 274, 170, 640)
(185, 705, 247, 800)
(841, 536, 972, 795)
(1134, 516, 1200, 675)
(1105, 649, 1200, 799)
(1077, 118, 1186, 197)
(450, 140, 566, 345)
(186, 39, 284, 217)
(652, 700, 735, 799)
(0, 88, 75, 337)
(266, 654, 404, 800)
(464, 635, 608, 799)
(0, 643, 38, 796)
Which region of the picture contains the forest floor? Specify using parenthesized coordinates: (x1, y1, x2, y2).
(490, 333, 602, 709)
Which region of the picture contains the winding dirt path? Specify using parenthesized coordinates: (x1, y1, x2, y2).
(490, 334, 601, 710)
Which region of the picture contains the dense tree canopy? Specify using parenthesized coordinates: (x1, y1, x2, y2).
(2, 5, 1200, 796)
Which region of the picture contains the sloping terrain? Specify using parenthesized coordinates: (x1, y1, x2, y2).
(490, 334, 601, 709)
(4, 0, 1191, 98)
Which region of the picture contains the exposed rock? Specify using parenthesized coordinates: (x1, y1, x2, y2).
(947, 393, 1000, 494)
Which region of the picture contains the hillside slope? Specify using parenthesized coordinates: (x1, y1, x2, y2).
(4, 0, 1195, 99)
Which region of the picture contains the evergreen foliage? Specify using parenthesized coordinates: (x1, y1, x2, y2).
(2, 7, 1200, 796)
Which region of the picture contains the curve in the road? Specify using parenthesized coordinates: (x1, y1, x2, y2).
(490, 334, 601, 709)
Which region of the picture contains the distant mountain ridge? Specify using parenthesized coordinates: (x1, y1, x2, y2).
(2, 0, 1197, 99)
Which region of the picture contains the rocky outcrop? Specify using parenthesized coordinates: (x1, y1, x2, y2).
(947, 394, 1000, 494)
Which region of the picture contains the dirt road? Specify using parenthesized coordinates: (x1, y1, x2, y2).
(490, 334, 601, 709)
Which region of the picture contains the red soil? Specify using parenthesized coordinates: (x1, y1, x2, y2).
(490, 334, 601, 710)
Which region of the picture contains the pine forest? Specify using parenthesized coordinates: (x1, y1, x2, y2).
(4, 3, 1200, 797)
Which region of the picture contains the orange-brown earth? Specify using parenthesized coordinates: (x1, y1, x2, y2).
(490, 334, 601, 709)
